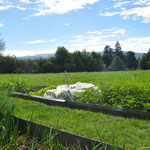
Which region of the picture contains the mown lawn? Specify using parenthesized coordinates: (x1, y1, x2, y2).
(0, 70, 150, 87)
(10, 97, 150, 149)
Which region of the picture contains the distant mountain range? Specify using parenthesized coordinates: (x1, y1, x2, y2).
(18, 51, 144, 60)
(123, 51, 144, 59)
(18, 53, 54, 60)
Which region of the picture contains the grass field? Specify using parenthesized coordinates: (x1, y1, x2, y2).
(9, 96, 150, 149)
(0, 70, 150, 87)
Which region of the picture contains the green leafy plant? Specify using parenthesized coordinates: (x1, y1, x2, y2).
(29, 85, 56, 96)
(0, 80, 33, 93)
(76, 87, 103, 104)
(77, 82, 150, 111)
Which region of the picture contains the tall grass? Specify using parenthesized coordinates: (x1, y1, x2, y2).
(0, 94, 104, 149)
(11, 97, 150, 149)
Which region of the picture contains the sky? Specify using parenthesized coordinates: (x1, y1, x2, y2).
(0, 0, 150, 57)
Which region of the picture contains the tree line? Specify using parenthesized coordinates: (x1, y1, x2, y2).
(0, 38, 150, 73)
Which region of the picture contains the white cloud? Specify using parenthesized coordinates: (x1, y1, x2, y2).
(120, 5, 150, 23)
(67, 28, 126, 51)
(99, 0, 150, 23)
(16, 6, 26, 11)
(49, 39, 58, 42)
(19, 0, 32, 4)
(99, 12, 120, 17)
(23, 39, 58, 44)
(3, 49, 56, 57)
(63, 23, 71, 26)
(132, 0, 150, 6)
(0, 0, 26, 11)
(22, 0, 99, 17)
(64, 28, 150, 53)
(0, 23, 3, 27)
(113, 1, 132, 8)
(0, 5, 13, 11)
(120, 36, 150, 53)
(23, 39, 48, 44)
(86, 28, 126, 36)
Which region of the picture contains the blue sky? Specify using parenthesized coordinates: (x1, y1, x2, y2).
(0, 0, 150, 57)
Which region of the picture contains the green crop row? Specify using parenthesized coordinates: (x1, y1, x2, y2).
(27, 81, 150, 111)
(76, 82, 150, 111)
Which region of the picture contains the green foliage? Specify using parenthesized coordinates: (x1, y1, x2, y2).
(0, 93, 14, 118)
(139, 54, 149, 70)
(103, 54, 112, 69)
(77, 82, 150, 111)
(29, 85, 56, 96)
(108, 56, 125, 71)
(76, 87, 103, 104)
(126, 51, 138, 70)
(0, 80, 32, 93)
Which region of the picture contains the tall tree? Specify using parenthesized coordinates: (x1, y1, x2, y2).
(104, 45, 113, 55)
(114, 41, 124, 58)
(146, 49, 150, 69)
(103, 45, 113, 69)
(88, 51, 105, 71)
(108, 55, 125, 71)
(126, 51, 138, 70)
(55, 47, 72, 72)
(73, 51, 84, 72)
(0, 35, 5, 73)
(0, 34, 5, 51)
(139, 54, 149, 70)
(147, 48, 150, 60)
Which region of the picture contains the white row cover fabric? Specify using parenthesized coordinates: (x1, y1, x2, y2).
(44, 82, 97, 101)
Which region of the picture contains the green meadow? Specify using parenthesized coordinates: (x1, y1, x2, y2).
(0, 70, 150, 86)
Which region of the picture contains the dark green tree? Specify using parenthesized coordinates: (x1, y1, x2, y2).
(146, 49, 150, 69)
(55, 47, 72, 72)
(73, 51, 84, 72)
(36, 58, 47, 73)
(88, 51, 105, 71)
(126, 51, 138, 70)
(0, 54, 4, 73)
(0, 34, 5, 51)
(139, 54, 149, 70)
(114, 41, 124, 59)
(108, 55, 125, 71)
(103, 54, 112, 69)
(104, 45, 113, 55)
(147, 48, 150, 60)
(103, 45, 113, 69)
